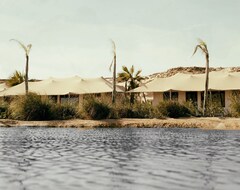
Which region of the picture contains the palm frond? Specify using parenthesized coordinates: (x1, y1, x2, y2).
(110, 39, 116, 55)
(198, 38, 206, 46)
(134, 76, 144, 82)
(27, 44, 32, 55)
(117, 72, 129, 82)
(135, 69, 142, 77)
(10, 39, 28, 54)
(109, 59, 113, 72)
(7, 70, 25, 87)
(197, 38, 208, 54)
(122, 66, 130, 74)
(118, 65, 143, 92)
(192, 45, 203, 56)
(130, 65, 134, 75)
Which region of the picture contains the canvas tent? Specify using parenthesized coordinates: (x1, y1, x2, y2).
(131, 71, 240, 92)
(0, 76, 124, 96)
(131, 70, 240, 110)
(0, 83, 8, 92)
(0, 76, 124, 106)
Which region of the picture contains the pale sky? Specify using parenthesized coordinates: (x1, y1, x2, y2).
(0, 0, 240, 79)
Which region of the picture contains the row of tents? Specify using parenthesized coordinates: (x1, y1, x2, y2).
(0, 76, 124, 106)
(0, 69, 240, 111)
(0, 76, 123, 96)
(132, 70, 240, 111)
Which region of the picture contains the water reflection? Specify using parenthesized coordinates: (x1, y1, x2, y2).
(0, 127, 239, 190)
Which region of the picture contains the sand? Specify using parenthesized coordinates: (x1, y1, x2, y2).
(0, 117, 240, 130)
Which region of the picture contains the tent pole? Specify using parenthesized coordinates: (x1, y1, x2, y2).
(57, 95, 60, 104)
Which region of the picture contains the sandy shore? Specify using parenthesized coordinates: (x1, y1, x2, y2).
(1, 117, 240, 130)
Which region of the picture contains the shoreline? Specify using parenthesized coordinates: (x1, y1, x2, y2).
(1, 117, 240, 130)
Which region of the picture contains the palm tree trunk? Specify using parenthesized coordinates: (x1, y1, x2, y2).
(203, 54, 209, 116)
(143, 92, 147, 103)
(25, 55, 29, 94)
(112, 54, 116, 104)
(124, 81, 127, 98)
(130, 93, 134, 104)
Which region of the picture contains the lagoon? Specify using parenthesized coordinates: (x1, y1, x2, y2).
(0, 127, 240, 190)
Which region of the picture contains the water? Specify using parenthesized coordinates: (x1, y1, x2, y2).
(0, 127, 239, 190)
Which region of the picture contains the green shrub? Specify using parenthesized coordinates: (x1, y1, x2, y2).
(183, 101, 200, 117)
(0, 101, 9, 119)
(230, 94, 240, 117)
(9, 93, 52, 120)
(156, 101, 191, 118)
(52, 103, 79, 120)
(82, 96, 111, 120)
(9, 93, 80, 121)
(206, 101, 225, 117)
(114, 101, 154, 118)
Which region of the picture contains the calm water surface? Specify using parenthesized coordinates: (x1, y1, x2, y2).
(0, 127, 239, 190)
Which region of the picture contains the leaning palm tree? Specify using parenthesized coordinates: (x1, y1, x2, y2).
(118, 65, 144, 104)
(193, 39, 209, 116)
(6, 70, 25, 87)
(10, 39, 32, 94)
(109, 40, 117, 104)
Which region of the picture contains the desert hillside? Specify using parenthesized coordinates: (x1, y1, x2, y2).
(144, 66, 240, 83)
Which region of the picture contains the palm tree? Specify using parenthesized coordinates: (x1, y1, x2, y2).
(10, 39, 32, 94)
(109, 40, 117, 104)
(193, 39, 209, 116)
(117, 65, 144, 104)
(6, 70, 25, 87)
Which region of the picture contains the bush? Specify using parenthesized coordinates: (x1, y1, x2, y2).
(183, 100, 200, 117)
(156, 101, 191, 118)
(206, 101, 225, 117)
(82, 96, 111, 120)
(114, 101, 154, 118)
(9, 93, 52, 120)
(9, 93, 80, 121)
(230, 94, 240, 117)
(0, 101, 9, 119)
(52, 103, 79, 120)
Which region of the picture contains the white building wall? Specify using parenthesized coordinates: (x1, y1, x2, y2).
(151, 90, 235, 113)
(197, 91, 202, 110)
(153, 92, 163, 106)
(178, 91, 185, 104)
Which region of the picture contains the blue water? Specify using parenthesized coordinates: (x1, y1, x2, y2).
(0, 127, 239, 190)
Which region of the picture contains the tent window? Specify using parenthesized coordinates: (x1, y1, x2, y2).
(60, 95, 69, 104)
(49, 96, 57, 103)
(211, 91, 225, 107)
(60, 95, 78, 105)
(69, 95, 79, 105)
(163, 92, 178, 101)
(163, 92, 170, 101)
(201, 91, 225, 107)
(186, 92, 198, 104)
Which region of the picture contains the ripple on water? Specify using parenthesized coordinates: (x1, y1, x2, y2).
(0, 127, 240, 190)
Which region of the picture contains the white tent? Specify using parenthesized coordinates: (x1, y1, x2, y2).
(0, 83, 8, 92)
(131, 71, 240, 92)
(0, 76, 124, 96)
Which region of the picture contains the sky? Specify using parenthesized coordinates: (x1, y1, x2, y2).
(0, 0, 240, 79)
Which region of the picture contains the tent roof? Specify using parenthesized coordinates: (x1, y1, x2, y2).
(131, 71, 240, 92)
(0, 76, 124, 96)
(0, 83, 8, 92)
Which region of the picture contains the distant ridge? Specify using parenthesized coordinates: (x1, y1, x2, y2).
(145, 66, 240, 81)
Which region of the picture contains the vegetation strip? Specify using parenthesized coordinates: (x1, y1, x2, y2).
(0, 118, 240, 130)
